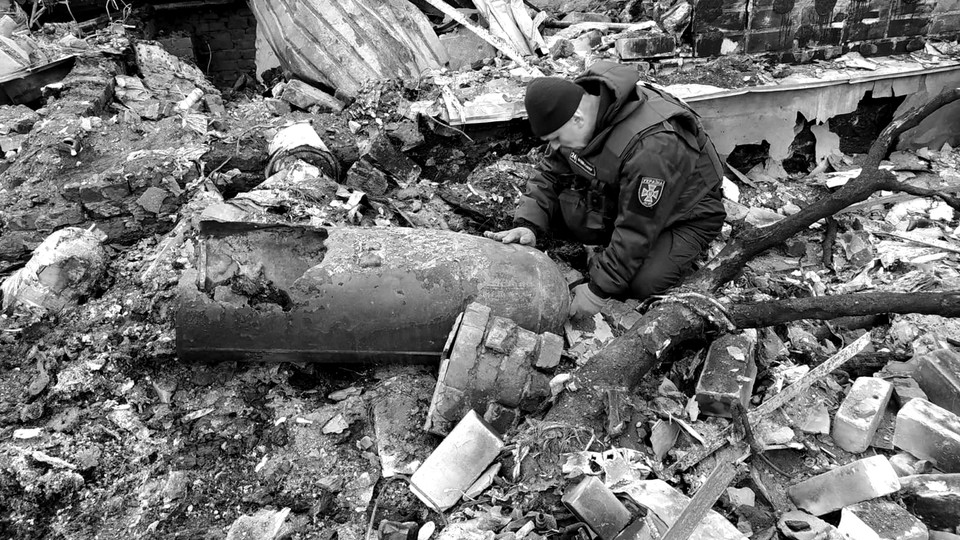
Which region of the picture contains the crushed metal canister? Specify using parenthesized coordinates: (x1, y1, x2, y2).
(176, 221, 570, 363)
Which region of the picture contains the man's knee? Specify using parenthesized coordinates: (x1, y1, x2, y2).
(629, 262, 685, 299)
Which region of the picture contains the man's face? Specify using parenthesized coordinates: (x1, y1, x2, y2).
(541, 111, 592, 152)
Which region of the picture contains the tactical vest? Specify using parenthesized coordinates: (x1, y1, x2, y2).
(555, 83, 724, 240)
(566, 83, 723, 190)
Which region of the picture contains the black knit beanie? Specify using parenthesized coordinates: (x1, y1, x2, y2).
(524, 77, 584, 137)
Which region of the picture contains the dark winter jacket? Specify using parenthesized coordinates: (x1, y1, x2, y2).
(515, 61, 726, 297)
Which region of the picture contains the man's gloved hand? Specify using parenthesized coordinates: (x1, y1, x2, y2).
(568, 283, 607, 319)
(484, 227, 537, 246)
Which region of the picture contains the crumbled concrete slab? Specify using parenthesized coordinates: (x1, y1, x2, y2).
(914, 349, 960, 416)
(787, 455, 901, 515)
(837, 499, 928, 540)
(894, 398, 960, 473)
(899, 474, 960, 530)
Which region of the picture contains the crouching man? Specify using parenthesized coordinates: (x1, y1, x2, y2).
(486, 61, 726, 319)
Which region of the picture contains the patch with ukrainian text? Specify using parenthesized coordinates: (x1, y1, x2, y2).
(569, 151, 596, 177)
(638, 177, 664, 208)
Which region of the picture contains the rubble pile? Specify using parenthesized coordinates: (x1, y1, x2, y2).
(1, 8, 960, 540)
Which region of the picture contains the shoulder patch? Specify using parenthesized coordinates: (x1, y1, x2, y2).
(638, 177, 664, 208)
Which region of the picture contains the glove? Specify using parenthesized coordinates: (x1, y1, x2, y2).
(483, 227, 537, 246)
(568, 283, 608, 319)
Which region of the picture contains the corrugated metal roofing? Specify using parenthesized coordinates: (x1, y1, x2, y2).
(250, 0, 448, 97)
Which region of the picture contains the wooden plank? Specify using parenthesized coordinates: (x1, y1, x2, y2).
(660, 452, 744, 540)
(419, 0, 532, 69)
(747, 331, 871, 423)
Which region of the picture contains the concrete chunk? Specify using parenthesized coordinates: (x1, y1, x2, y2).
(618, 479, 748, 540)
(915, 349, 960, 416)
(890, 376, 929, 407)
(562, 476, 632, 540)
(832, 377, 894, 453)
(484, 316, 517, 353)
(410, 410, 503, 512)
(837, 500, 928, 540)
(899, 474, 960, 530)
(279, 79, 345, 112)
(786, 455, 901, 515)
(889, 451, 934, 477)
(894, 398, 960, 473)
(695, 330, 758, 418)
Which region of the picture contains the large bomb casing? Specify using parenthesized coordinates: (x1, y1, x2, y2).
(176, 222, 570, 363)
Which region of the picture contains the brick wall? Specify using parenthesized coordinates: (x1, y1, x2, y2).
(153, 2, 257, 88)
(693, 0, 960, 59)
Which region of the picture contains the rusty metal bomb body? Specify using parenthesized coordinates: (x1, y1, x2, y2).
(176, 222, 570, 363)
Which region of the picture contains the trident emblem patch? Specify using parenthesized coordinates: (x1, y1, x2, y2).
(638, 177, 664, 208)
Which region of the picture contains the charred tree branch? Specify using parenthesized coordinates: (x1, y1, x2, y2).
(883, 180, 960, 212)
(727, 291, 960, 328)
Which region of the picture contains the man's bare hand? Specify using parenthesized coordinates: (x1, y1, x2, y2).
(484, 227, 537, 246)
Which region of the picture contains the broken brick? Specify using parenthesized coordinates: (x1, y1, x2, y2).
(786, 455, 901, 516)
(899, 474, 960, 530)
(410, 410, 503, 512)
(615, 35, 677, 60)
(914, 348, 960, 416)
(695, 330, 758, 418)
(534, 332, 563, 370)
(894, 397, 960, 473)
(837, 499, 928, 540)
(561, 476, 632, 540)
(832, 376, 893, 453)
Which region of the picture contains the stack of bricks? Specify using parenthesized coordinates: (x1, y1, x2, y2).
(153, 4, 258, 88)
(424, 303, 563, 436)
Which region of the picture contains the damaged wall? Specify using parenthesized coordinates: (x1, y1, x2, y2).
(681, 60, 960, 164)
(152, 2, 258, 87)
(694, 0, 960, 59)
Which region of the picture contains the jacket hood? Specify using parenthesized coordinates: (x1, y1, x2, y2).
(574, 61, 643, 130)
